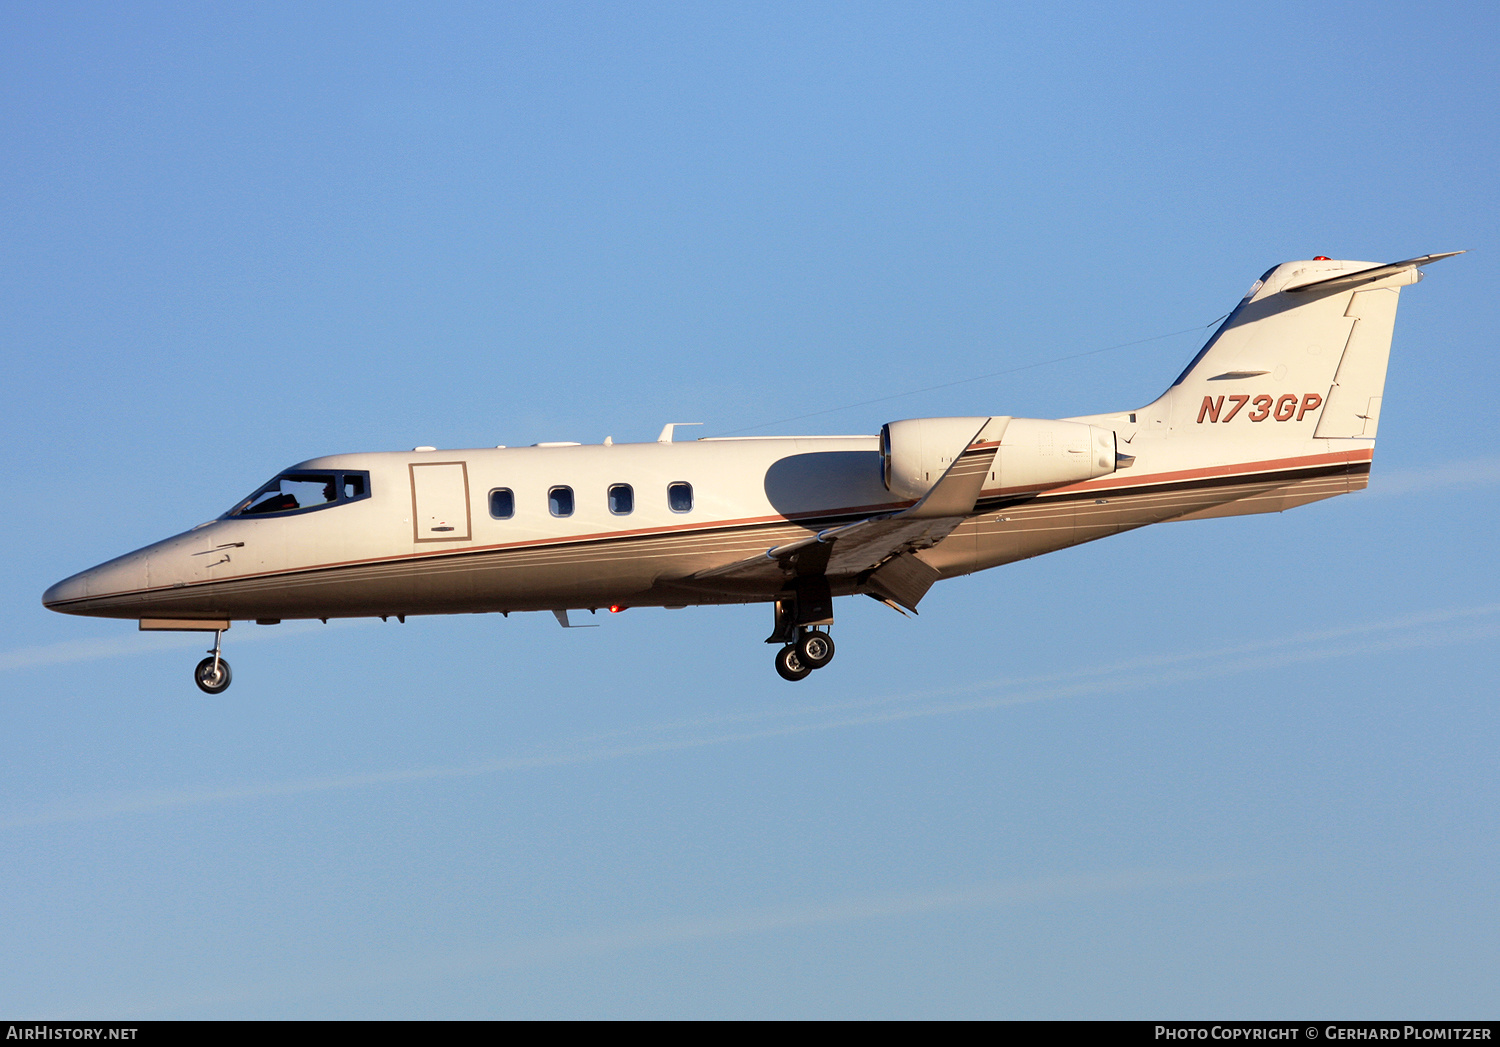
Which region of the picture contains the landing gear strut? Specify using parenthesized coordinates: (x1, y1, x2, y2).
(194, 629, 232, 694)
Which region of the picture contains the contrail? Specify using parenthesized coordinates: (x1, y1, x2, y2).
(0, 632, 203, 671)
(0, 618, 353, 672)
(555, 601, 1500, 748)
(81, 864, 1253, 1016)
(4, 603, 1495, 831)
(1365, 456, 1500, 496)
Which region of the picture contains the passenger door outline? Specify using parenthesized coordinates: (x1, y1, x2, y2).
(410, 461, 473, 543)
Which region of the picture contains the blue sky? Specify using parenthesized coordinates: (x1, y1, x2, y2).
(3, 1, 1497, 1018)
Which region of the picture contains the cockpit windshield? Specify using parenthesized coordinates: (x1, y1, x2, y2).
(228, 471, 371, 518)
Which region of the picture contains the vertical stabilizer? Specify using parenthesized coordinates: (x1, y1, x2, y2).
(1142, 254, 1458, 444)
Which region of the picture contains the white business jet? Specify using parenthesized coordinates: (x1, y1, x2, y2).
(44, 253, 1460, 692)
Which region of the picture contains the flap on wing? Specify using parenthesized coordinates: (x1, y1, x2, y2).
(865, 553, 942, 612)
(688, 420, 998, 588)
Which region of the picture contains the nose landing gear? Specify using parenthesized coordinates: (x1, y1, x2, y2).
(194, 629, 232, 694)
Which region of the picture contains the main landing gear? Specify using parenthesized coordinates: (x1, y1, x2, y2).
(767, 578, 837, 682)
(194, 629, 232, 694)
(774, 628, 836, 682)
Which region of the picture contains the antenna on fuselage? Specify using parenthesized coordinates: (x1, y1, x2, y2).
(552, 609, 598, 629)
(657, 422, 703, 443)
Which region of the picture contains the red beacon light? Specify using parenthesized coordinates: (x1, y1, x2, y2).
(609, 604, 627, 613)
(1313, 256, 1331, 261)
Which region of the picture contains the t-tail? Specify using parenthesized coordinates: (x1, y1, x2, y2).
(1083, 252, 1463, 521)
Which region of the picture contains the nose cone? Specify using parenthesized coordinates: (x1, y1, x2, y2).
(43, 571, 90, 610)
(42, 546, 151, 617)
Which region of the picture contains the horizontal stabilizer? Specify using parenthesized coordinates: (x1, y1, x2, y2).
(1284, 251, 1464, 294)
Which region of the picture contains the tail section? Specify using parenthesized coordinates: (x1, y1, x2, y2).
(1060, 253, 1461, 525)
(927, 252, 1458, 577)
(1147, 253, 1459, 444)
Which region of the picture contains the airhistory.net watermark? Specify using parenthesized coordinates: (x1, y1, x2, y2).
(5, 1029, 137, 1041)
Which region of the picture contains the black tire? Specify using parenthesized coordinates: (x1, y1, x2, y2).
(195, 656, 232, 695)
(797, 631, 835, 670)
(775, 644, 813, 682)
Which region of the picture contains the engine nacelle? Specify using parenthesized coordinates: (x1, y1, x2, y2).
(880, 416, 992, 501)
(880, 415, 1117, 502)
(992, 417, 1117, 495)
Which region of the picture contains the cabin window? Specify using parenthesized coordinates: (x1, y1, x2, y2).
(549, 486, 574, 517)
(667, 482, 693, 513)
(489, 488, 514, 519)
(229, 471, 372, 518)
(608, 483, 634, 515)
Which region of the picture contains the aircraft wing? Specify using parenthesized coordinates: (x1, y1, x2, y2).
(686, 422, 999, 609)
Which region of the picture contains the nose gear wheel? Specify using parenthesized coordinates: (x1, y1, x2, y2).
(194, 628, 232, 694)
(195, 656, 232, 694)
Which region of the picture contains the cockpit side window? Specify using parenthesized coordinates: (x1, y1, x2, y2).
(229, 471, 372, 518)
